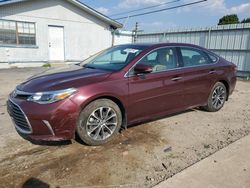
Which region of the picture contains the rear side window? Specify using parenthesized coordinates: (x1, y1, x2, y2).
(208, 53, 219, 63)
(180, 48, 212, 67)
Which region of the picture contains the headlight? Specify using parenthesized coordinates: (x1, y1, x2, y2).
(27, 88, 77, 104)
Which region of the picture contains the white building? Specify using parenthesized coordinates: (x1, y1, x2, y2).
(0, 0, 128, 68)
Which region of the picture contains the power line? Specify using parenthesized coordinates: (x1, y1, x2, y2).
(109, 0, 181, 17)
(114, 0, 207, 20)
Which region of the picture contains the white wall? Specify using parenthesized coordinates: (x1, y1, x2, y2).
(114, 31, 133, 46)
(0, 0, 113, 65)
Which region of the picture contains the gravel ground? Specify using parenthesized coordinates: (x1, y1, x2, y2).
(0, 68, 249, 188)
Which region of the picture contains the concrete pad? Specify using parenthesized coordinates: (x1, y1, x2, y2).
(156, 135, 250, 188)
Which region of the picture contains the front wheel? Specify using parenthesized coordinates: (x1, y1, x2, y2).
(76, 99, 122, 146)
(204, 82, 227, 112)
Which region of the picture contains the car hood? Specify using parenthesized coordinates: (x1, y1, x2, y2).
(17, 64, 112, 92)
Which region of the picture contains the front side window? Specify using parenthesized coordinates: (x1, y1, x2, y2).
(0, 19, 36, 46)
(82, 46, 144, 71)
(180, 48, 212, 67)
(136, 47, 178, 73)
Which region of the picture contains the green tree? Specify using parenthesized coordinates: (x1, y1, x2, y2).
(241, 18, 250, 23)
(218, 14, 239, 25)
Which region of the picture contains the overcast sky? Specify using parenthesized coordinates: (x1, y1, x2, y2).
(80, 0, 250, 32)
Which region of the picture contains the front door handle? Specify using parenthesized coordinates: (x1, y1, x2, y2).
(171, 77, 183, 81)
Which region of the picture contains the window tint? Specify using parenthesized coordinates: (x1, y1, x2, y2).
(146, 52, 157, 61)
(208, 53, 218, 63)
(180, 48, 212, 67)
(0, 19, 36, 46)
(136, 47, 177, 73)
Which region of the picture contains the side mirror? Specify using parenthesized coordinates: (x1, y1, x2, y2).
(134, 64, 153, 75)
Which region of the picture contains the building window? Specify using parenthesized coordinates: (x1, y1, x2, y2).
(0, 20, 16, 45)
(0, 19, 36, 46)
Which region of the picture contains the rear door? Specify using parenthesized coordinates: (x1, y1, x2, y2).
(127, 47, 185, 123)
(177, 47, 218, 108)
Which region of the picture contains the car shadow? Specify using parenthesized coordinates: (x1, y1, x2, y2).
(74, 108, 201, 145)
(127, 108, 198, 129)
(22, 177, 50, 188)
(18, 108, 202, 146)
(17, 131, 72, 146)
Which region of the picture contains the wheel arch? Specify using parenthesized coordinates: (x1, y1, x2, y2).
(80, 95, 127, 129)
(218, 80, 229, 100)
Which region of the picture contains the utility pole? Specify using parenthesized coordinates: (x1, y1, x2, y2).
(133, 22, 143, 43)
(134, 22, 139, 43)
(132, 22, 143, 43)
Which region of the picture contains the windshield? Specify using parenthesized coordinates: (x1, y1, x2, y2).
(81, 45, 145, 71)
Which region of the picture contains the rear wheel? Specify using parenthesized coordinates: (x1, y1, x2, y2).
(76, 99, 122, 146)
(204, 82, 227, 112)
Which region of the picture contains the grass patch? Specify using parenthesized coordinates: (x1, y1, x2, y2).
(42, 63, 51, 68)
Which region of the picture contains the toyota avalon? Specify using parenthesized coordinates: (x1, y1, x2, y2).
(7, 43, 237, 145)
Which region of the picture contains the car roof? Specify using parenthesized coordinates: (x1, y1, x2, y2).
(116, 43, 206, 50)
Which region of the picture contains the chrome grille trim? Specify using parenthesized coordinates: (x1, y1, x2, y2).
(15, 89, 33, 96)
(8, 98, 33, 134)
(11, 89, 33, 99)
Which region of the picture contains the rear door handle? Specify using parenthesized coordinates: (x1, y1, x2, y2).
(209, 70, 216, 74)
(171, 77, 183, 81)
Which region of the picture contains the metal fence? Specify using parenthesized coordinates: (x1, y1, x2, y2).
(135, 23, 250, 77)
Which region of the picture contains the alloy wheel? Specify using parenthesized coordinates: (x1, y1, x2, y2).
(84, 107, 118, 141)
(212, 86, 226, 109)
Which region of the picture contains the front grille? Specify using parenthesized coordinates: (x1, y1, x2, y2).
(7, 100, 32, 134)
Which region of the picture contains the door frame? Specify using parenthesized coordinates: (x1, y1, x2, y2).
(176, 46, 219, 108)
(127, 47, 185, 123)
(48, 25, 65, 62)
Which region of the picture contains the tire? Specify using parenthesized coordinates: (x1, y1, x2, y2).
(204, 82, 227, 112)
(76, 99, 122, 146)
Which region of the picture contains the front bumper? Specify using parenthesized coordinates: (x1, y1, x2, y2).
(7, 96, 79, 141)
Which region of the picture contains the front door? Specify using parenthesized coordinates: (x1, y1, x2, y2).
(48, 26, 64, 61)
(127, 47, 185, 123)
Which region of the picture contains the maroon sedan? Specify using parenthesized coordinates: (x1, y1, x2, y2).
(7, 43, 237, 145)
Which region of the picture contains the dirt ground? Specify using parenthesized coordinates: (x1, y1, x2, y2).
(0, 68, 249, 188)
